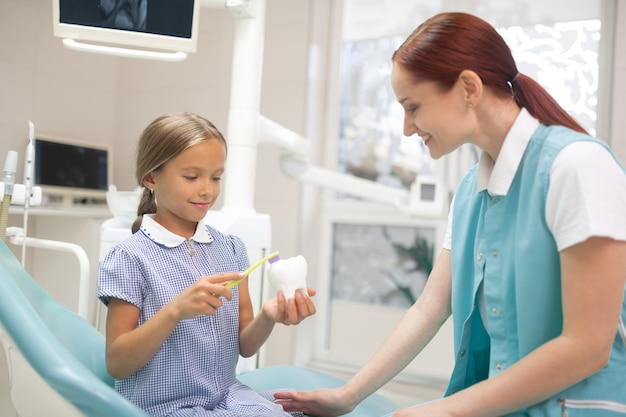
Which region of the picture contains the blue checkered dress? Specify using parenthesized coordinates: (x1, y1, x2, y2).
(98, 215, 302, 416)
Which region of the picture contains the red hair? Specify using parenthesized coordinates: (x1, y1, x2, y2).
(392, 12, 587, 134)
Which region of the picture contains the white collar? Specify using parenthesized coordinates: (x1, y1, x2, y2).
(139, 214, 213, 247)
(477, 108, 540, 196)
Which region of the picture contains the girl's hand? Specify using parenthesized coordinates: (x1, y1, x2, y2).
(170, 272, 243, 320)
(263, 288, 317, 325)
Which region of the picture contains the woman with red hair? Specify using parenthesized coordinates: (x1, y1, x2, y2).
(276, 12, 626, 417)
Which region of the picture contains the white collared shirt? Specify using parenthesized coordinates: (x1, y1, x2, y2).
(444, 108, 626, 251)
(140, 214, 213, 247)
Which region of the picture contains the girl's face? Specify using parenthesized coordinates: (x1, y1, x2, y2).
(147, 139, 226, 238)
(391, 62, 474, 159)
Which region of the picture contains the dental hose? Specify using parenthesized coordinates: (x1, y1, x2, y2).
(0, 151, 18, 242)
(0, 196, 11, 242)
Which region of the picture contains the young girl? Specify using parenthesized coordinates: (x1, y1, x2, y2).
(276, 12, 626, 417)
(98, 112, 316, 417)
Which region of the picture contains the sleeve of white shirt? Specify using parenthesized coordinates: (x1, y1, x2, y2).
(442, 194, 454, 251)
(546, 141, 626, 251)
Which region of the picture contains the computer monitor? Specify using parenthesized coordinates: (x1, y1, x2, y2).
(34, 135, 111, 204)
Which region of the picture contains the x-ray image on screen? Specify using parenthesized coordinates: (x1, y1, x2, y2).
(58, 0, 194, 39)
(100, 0, 147, 32)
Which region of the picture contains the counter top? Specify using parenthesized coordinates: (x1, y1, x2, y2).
(9, 205, 112, 218)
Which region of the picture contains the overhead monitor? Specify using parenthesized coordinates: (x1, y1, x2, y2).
(52, 0, 200, 59)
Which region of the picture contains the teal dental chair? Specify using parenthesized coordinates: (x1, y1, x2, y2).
(0, 239, 149, 416)
(0, 240, 397, 416)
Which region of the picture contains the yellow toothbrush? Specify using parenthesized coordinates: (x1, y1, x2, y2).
(224, 251, 280, 290)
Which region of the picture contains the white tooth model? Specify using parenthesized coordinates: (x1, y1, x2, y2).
(266, 255, 308, 297)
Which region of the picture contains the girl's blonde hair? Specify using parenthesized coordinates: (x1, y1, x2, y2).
(132, 112, 227, 233)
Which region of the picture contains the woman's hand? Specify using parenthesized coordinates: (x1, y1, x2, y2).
(274, 386, 357, 417)
(276, 388, 447, 417)
(170, 272, 243, 320)
(262, 288, 317, 325)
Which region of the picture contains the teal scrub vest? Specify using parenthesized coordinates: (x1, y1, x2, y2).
(446, 124, 626, 416)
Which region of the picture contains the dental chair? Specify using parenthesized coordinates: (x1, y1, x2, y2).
(0, 239, 149, 416)
(0, 240, 397, 416)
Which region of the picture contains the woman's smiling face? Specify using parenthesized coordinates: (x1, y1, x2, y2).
(391, 62, 474, 159)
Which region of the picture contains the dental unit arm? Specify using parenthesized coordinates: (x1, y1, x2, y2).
(0, 123, 90, 320)
(0, 121, 43, 243)
(257, 115, 449, 218)
(19, 121, 35, 265)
